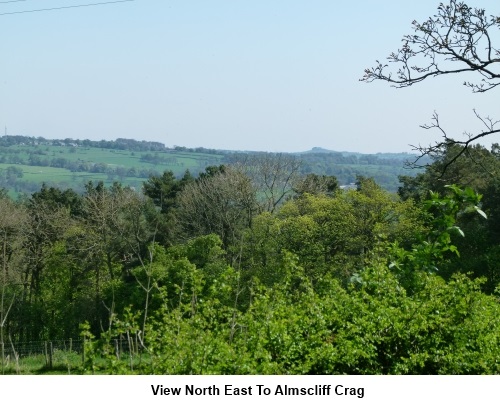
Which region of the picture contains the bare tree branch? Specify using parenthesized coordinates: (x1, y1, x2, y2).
(361, 1, 500, 92)
(362, 1, 499, 172)
(407, 110, 500, 176)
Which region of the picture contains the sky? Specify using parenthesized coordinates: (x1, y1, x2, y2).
(0, 0, 498, 154)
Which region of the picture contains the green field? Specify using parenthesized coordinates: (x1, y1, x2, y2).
(0, 138, 422, 195)
(3, 145, 224, 174)
(1, 349, 146, 375)
(0, 143, 226, 195)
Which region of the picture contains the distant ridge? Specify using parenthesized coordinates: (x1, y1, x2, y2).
(0, 135, 428, 195)
(1, 136, 417, 159)
(298, 147, 418, 161)
(299, 147, 335, 154)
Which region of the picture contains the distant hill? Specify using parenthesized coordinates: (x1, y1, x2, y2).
(0, 135, 427, 196)
(299, 147, 336, 154)
(292, 148, 427, 192)
(300, 147, 422, 161)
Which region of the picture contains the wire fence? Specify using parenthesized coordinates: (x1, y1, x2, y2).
(1, 339, 84, 358)
(0, 337, 140, 373)
(1, 337, 141, 357)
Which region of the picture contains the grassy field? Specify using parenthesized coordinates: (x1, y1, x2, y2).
(0, 141, 420, 195)
(1, 351, 148, 375)
(2, 351, 81, 375)
(0, 163, 143, 193)
(0, 145, 226, 195)
(1, 339, 148, 375)
(2, 145, 225, 176)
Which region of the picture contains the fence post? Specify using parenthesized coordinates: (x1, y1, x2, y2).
(44, 341, 48, 367)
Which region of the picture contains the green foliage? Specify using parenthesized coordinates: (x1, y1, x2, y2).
(83, 245, 500, 375)
(80, 322, 98, 374)
(4, 151, 500, 375)
(396, 144, 500, 291)
(292, 173, 338, 197)
(243, 184, 425, 287)
(389, 185, 487, 283)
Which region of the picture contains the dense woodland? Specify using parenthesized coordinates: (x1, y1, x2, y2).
(2, 142, 500, 374)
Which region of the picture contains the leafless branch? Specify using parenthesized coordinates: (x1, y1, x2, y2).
(361, 1, 500, 92)
(362, 1, 499, 173)
(407, 110, 500, 176)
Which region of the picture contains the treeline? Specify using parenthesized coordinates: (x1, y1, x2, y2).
(299, 151, 423, 166)
(296, 152, 429, 191)
(0, 135, 166, 152)
(140, 152, 222, 167)
(1, 135, 224, 155)
(2, 147, 500, 374)
(227, 151, 427, 192)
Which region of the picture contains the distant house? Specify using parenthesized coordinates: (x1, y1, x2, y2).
(339, 183, 357, 191)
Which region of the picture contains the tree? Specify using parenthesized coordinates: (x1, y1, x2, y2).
(292, 173, 338, 198)
(231, 153, 302, 213)
(197, 165, 226, 181)
(143, 170, 193, 215)
(398, 143, 499, 202)
(142, 170, 194, 246)
(79, 182, 157, 334)
(0, 195, 26, 368)
(242, 183, 425, 287)
(397, 145, 500, 292)
(176, 166, 257, 252)
(30, 183, 83, 217)
(19, 190, 75, 340)
(361, 0, 499, 171)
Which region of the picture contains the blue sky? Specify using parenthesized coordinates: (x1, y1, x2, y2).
(0, 0, 498, 153)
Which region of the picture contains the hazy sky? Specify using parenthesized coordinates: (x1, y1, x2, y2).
(0, 0, 498, 153)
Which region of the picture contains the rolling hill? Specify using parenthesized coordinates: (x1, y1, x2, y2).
(0, 135, 427, 196)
